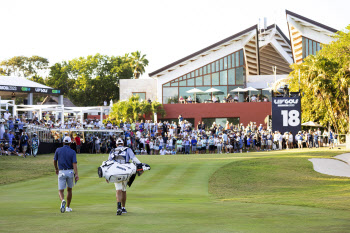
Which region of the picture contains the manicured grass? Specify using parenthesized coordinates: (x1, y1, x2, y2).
(1, 148, 350, 232)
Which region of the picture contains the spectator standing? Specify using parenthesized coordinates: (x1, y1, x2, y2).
(20, 132, 29, 158)
(4, 110, 11, 120)
(53, 136, 79, 213)
(31, 133, 40, 157)
(75, 134, 81, 154)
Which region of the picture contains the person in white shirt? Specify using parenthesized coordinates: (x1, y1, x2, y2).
(159, 148, 166, 155)
(212, 96, 217, 103)
(4, 110, 11, 120)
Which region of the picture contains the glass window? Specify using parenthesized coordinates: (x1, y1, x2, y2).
(187, 74, 190, 79)
(211, 62, 215, 73)
(203, 65, 207, 75)
(236, 67, 244, 85)
(228, 55, 231, 69)
(196, 76, 203, 86)
(191, 72, 195, 78)
(195, 70, 198, 77)
(164, 83, 170, 87)
(187, 78, 195, 86)
(196, 86, 211, 103)
(232, 54, 235, 68)
(305, 38, 308, 57)
(317, 42, 321, 52)
(171, 81, 178, 87)
(220, 59, 223, 71)
(133, 92, 146, 101)
(216, 60, 219, 72)
(302, 37, 306, 58)
(179, 80, 186, 86)
(199, 67, 202, 75)
(309, 39, 313, 56)
(220, 71, 227, 85)
(224, 57, 227, 70)
(228, 86, 244, 102)
(262, 90, 272, 102)
(207, 64, 211, 73)
(212, 86, 227, 103)
(239, 50, 244, 66)
(212, 73, 219, 85)
(228, 69, 235, 85)
(162, 87, 178, 104)
(236, 52, 239, 67)
(204, 74, 211, 85)
(179, 87, 194, 102)
(313, 41, 317, 55)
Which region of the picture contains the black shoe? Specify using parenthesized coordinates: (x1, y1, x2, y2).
(116, 208, 122, 215)
(122, 208, 127, 213)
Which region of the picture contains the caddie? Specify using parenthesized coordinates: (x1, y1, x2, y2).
(107, 138, 143, 215)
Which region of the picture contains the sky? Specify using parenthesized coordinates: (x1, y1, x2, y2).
(0, 0, 349, 79)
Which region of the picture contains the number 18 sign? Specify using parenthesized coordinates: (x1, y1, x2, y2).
(272, 97, 301, 136)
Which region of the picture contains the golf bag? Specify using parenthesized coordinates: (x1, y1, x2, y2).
(98, 160, 150, 187)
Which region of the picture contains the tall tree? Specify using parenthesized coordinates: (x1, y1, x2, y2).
(288, 25, 350, 133)
(129, 51, 149, 79)
(0, 55, 49, 77)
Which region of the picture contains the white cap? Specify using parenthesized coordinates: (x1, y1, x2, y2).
(63, 136, 72, 143)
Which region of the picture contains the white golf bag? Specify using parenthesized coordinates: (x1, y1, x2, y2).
(98, 160, 150, 187)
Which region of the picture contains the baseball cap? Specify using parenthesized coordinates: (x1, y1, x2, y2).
(63, 136, 72, 143)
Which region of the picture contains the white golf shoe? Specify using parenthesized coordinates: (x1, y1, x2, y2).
(60, 200, 66, 213)
(66, 207, 73, 212)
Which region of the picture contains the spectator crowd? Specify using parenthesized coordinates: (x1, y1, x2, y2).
(0, 108, 339, 157)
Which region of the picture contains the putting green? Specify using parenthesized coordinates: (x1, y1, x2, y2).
(1, 149, 350, 232)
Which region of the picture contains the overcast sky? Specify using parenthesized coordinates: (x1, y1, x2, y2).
(1, 0, 349, 78)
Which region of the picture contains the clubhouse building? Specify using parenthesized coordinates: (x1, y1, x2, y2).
(120, 10, 338, 127)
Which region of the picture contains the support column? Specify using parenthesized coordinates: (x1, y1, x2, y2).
(61, 105, 64, 125)
(28, 93, 33, 119)
(80, 110, 83, 125)
(58, 95, 64, 122)
(39, 108, 42, 121)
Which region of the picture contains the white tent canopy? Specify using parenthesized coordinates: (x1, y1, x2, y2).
(14, 105, 111, 124)
(301, 121, 323, 127)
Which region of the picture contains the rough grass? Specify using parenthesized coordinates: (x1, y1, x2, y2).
(209, 149, 350, 210)
(0, 155, 53, 185)
(1, 148, 350, 232)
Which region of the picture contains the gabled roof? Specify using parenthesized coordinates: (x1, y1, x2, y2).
(149, 25, 258, 77)
(266, 24, 291, 45)
(0, 76, 52, 89)
(286, 10, 338, 34)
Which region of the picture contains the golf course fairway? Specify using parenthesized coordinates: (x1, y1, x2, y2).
(1, 148, 350, 232)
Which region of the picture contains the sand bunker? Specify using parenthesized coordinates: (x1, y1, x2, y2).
(309, 153, 350, 178)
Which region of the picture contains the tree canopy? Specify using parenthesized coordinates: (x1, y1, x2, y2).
(288, 25, 350, 133)
(0, 52, 149, 106)
(108, 95, 166, 124)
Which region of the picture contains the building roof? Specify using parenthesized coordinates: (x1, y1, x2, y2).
(0, 76, 52, 89)
(41, 96, 76, 107)
(286, 10, 338, 34)
(149, 25, 258, 77)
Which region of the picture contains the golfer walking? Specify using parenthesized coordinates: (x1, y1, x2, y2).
(53, 136, 79, 213)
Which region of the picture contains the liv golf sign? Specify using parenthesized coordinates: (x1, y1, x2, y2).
(272, 97, 301, 136)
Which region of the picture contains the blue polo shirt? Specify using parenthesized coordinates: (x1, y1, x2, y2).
(54, 145, 77, 170)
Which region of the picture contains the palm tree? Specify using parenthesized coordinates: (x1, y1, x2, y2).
(129, 51, 149, 79)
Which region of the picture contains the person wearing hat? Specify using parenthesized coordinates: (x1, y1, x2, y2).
(31, 133, 40, 157)
(53, 136, 79, 213)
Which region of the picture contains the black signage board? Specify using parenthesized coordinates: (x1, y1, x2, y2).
(0, 85, 62, 95)
(272, 96, 301, 136)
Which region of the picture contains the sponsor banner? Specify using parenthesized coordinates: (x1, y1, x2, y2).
(272, 96, 301, 136)
(0, 85, 62, 94)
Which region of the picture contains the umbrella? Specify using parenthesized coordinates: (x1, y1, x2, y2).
(245, 86, 258, 102)
(301, 121, 323, 127)
(205, 88, 223, 102)
(230, 87, 247, 102)
(186, 88, 205, 103)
